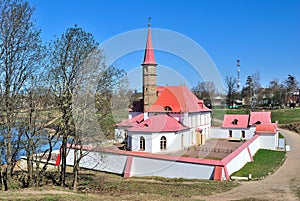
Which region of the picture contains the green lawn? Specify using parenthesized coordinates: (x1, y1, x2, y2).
(231, 149, 286, 179)
(270, 108, 300, 124)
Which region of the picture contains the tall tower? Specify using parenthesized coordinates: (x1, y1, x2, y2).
(142, 20, 157, 112)
(237, 59, 241, 92)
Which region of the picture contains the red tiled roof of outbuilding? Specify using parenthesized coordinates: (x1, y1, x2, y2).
(249, 112, 271, 126)
(255, 123, 278, 134)
(222, 114, 250, 129)
(129, 114, 189, 132)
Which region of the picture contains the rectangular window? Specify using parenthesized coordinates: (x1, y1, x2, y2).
(229, 130, 232, 138)
(242, 130, 245, 138)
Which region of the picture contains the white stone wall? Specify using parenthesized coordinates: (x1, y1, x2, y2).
(248, 136, 260, 156)
(259, 133, 278, 150)
(129, 130, 191, 153)
(187, 112, 211, 128)
(66, 149, 128, 175)
(224, 136, 260, 176)
(246, 127, 256, 139)
(130, 157, 215, 179)
(210, 127, 228, 139)
(210, 127, 255, 140)
(128, 132, 153, 152)
(225, 147, 253, 176)
(64, 132, 278, 181)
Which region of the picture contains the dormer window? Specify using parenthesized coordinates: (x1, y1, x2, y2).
(232, 119, 238, 125)
(164, 106, 172, 112)
(144, 123, 149, 127)
(254, 121, 261, 125)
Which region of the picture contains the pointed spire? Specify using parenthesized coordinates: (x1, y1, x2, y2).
(142, 19, 157, 65)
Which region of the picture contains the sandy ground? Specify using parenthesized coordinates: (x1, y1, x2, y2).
(199, 128, 300, 201)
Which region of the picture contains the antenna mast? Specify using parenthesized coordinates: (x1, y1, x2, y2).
(237, 59, 241, 92)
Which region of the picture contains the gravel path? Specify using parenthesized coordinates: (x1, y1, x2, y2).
(199, 128, 300, 201)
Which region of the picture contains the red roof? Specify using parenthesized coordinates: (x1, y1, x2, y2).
(129, 114, 188, 132)
(142, 27, 156, 65)
(148, 86, 211, 113)
(255, 123, 278, 134)
(222, 114, 249, 128)
(116, 113, 144, 127)
(249, 112, 271, 126)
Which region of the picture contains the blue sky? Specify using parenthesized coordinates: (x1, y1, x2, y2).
(30, 0, 300, 90)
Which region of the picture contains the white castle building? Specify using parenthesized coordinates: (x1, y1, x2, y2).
(115, 24, 211, 153)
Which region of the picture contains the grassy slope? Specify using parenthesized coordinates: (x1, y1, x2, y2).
(0, 171, 238, 201)
(231, 149, 286, 178)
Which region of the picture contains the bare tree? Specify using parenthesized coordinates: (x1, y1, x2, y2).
(0, 0, 43, 189)
(47, 26, 99, 188)
(19, 75, 60, 187)
(252, 71, 261, 94)
(268, 78, 287, 108)
(225, 76, 238, 108)
(192, 81, 216, 108)
(95, 65, 127, 138)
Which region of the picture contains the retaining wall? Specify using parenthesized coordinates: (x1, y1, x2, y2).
(62, 133, 276, 181)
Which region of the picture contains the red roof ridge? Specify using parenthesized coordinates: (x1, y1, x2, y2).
(129, 114, 189, 132)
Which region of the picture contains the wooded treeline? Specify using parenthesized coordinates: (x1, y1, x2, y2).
(0, 0, 129, 191)
(193, 73, 299, 109)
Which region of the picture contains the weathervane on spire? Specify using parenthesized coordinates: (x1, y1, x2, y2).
(148, 17, 152, 27)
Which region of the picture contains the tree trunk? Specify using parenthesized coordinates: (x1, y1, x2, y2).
(26, 139, 34, 187)
(72, 162, 78, 192)
(60, 134, 67, 187)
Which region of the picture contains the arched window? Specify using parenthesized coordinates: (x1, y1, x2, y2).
(164, 106, 172, 112)
(160, 136, 167, 150)
(140, 136, 145, 150)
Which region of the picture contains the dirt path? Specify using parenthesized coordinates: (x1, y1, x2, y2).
(200, 128, 300, 201)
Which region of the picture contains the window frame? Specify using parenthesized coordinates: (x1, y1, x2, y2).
(229, 130, 233, 138)
(139, 136, 145, 151)
(241, 130, 245, 138)
(160, 136, 167, 150)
